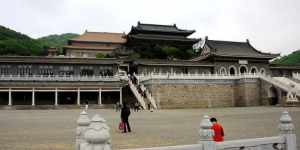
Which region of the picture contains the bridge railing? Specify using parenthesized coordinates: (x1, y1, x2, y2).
(76, 111, 297, 150)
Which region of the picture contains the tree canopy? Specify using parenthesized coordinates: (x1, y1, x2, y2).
(0, 25, 78, 56)
(272, 50, 300, 65)
(0, 25, 46, 55)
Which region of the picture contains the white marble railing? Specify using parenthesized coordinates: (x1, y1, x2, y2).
(0, 74, 121, 82)
(128, 80, 147, 109)
(76, 111, 297, 150)
(259, 75, 300, 97)
(136, 73, 262, 81)
(292, 72, 300, 81)
(133, 73, 158, 109)
(136, 73, 300, 97)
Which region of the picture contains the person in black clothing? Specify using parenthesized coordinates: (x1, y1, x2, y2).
(121, 103, 131, 133)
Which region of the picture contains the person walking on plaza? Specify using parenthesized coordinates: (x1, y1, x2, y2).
(121, 103, 131, 133)
(210, 117, 224, 142)
(115, 102, 121, 112)
(134, 102, 140, 112)
(85, 100, 89, 112)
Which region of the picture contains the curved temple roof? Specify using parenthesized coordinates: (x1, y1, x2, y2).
(192, 38, 280, 61)
(129, 22, 195, 36)
(70, 32, 127, 43)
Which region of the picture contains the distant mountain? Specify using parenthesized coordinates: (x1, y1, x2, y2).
(0, 25, 45, 56)
(0, 25, 79, 56)
(38, 33, 79, 53)
(272, 50, 300, 65)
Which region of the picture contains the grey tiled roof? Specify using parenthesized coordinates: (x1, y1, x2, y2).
(206, 40, 279, 59)
(130, 22, 195, 36)
(128, 34, 199, 42)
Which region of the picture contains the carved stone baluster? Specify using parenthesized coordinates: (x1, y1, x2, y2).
(76, 111, 90, 150)
(81, 114, 111, 150)
(199, 115, 216, 150)
(278, 111, 297, 150)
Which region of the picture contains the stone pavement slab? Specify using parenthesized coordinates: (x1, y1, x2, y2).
(0, 107, 299, 150)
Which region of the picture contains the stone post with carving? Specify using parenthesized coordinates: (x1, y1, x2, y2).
(199, 115, 216, 150)
(81, 114, 111, 150)
(76, 110, 90, 150)
(278, 111, 297, 150)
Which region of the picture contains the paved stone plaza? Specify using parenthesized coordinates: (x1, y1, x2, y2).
(0, 107, 299, 150)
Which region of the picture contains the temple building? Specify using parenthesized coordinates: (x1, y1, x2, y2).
(47, 47, 59, 57)
(0, 22, 299, 109)
(191, 37, 280, 75)
(0, 56, 125, 106)
(126, 22, 199, 52)
(63, 31, 127, 58)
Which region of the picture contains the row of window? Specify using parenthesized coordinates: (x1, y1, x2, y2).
(0, 65, 114, 76)
(219, 65, 266, 75)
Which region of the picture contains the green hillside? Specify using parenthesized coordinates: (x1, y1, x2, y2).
(272, 50, 300, 65)
(0, 25, 78, 56)
(38, 33, 79, 53)
(0, 25, 45, 56)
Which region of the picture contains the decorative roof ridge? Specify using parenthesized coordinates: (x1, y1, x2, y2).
(133, 22, 195, 33)
(129, 33, 199, 39)
(137, 22, 179, 28)
(206, 39, 280, 57)
(207, 39, 248, 44)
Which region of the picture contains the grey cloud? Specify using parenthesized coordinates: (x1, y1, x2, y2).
(0, 0, 300, 55)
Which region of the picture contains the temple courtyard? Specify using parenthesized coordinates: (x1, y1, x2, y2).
(0, 107, 299, 150)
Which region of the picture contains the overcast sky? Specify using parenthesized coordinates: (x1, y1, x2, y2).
(1, 0, 300, 55)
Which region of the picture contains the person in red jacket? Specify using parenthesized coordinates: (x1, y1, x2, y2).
(210, 117, 224, 142)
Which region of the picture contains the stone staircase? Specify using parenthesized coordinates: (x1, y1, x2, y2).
(128, 79, 147, 109)
(258, 75, 299, 105)
(258, 75, 299, 96)
(273, 77, 300, 90)
(140, 84, 158, 109)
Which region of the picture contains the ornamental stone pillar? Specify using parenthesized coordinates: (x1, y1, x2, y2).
(55, 88, 58, 106)
(8, 88, 12, 106)
(81, 114, 111, 150)
(32, 88, 35, 106)
(279, 111, 297, 150)
(76, 110, 90, 150)
(199, 115, 216, 150)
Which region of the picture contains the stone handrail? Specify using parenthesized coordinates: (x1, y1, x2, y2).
(292, 72, 300, 81)
(0, 74, 120, 82)
(258, 75, 300, 97)
(216, 136, 285, 150)
(128, 80, 147, 109)
(76, 111, 297, 150)
(133, 73, 158, 109)
(136, 73, 300, 97)
(136, 73, 261, 82)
